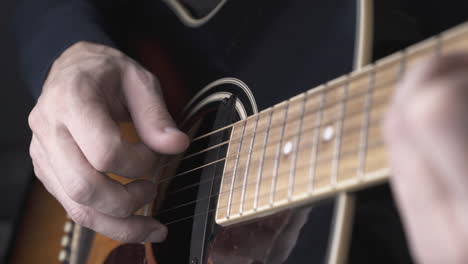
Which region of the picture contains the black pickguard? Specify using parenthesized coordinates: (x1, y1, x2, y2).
(148, 1, 357, 263)
(72, 0, 468, 263)
(144, 1, 416, 263)
(152, 97, 236, 263)
(142, 0, 432, 263)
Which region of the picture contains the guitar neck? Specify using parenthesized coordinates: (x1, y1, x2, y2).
(215, 22, 468, 226)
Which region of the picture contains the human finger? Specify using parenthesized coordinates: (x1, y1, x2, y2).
(65, 93, 158, 178)
(31, 118, 156, 218)
(121, 64, 189, 154)
(30, 136, 167, 242)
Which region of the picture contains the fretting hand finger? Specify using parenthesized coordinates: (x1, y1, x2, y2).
(385, 53, 468, 263)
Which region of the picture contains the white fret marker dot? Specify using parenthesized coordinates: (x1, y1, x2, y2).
(283, 141, 293, 155)
(323, 126, 335, 142)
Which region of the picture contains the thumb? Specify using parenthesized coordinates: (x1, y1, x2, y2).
(122, 64, 189, 154)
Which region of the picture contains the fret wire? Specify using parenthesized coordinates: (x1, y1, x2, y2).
(157, 138, 388, 220)
(225, 121, 247, 219)
(165, 95, 393, 199)
(156, 33, 450, 175)
(184, 108, 389, 198)
(253, 109, 274, 211)
(331, 77, 349, 187)
(161, 79, 396, 189)
(288, 94, 308, 201)
(151, 25, 468, 224)
(357, 66, 376, 179)
(239, 115, 259, 215)
(270, 102, 290, 206)
(156, 70, 403, 180)
(163, 141, 388, 226)
(308, 87, 327, 193)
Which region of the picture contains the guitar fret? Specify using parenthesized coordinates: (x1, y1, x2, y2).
(253, 109, 274, 211)
(331, 78, 349, 186)
(288, 94, 308, 201)
(308, 88, 327, 193)
(357, 68, 376, 179)
(216, 22, 468, 227)
(239, 115, 259, 215)
(269, 102, 290, 206)
(226, 120, 247, 219)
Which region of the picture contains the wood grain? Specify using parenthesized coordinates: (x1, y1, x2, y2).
(216, 21, 468, 226)
(9, 180, 67, 264)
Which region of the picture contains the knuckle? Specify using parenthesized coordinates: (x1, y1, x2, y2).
(68, 206, 93, 227)
(88, 137, 123, 172)
(130, 63, 156, 84)
(28, 108, 43, 132)
(66, 179, 95, 206)
(29, 142, 38, 161)
(144, 71, 160, 87)
(112, 203, 134, 218)
(32, 163, 43, 180)
(103, 189, 135, 218)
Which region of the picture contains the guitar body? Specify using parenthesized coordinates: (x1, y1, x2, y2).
(152, 2, 359, 264)
(90, 1, 398, 263)
(11, 0, 423, 263)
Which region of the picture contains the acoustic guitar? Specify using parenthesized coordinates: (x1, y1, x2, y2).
(9, 0, 468, 263)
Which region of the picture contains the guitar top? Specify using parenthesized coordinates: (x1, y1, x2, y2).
(10, 0, 468, 263)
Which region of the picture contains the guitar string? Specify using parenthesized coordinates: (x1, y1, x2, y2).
(185, 56, 403, 145)
(145, 66, 397, 223)
(150, 65, 387, 221)
(162, 111, 385, 198)
(150, 37, 450, 226)
(152, 41, 447, 180)
(182, 31, 460, 150)
(145, 64, 389, 219)
(155, 137, 384, 218)
(156, 143, 385, 226)
(156, 76, 394, 175)
(155, 76, 396, 184)
(156, 90, 391, 186)
(158, 46, 414, 226)
(156, 70, 386, 224)
(150, 98, 385, 220)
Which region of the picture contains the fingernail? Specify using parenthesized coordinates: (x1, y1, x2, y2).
(164, 126, 183, 135)
(145, 224, 168, 242)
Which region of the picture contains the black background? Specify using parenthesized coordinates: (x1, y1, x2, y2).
(0, 1, 34, 262)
